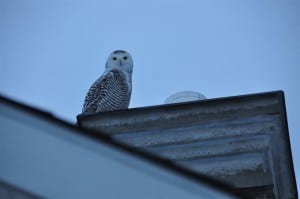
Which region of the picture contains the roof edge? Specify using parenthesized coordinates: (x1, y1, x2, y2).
(0, 93, 246, 198)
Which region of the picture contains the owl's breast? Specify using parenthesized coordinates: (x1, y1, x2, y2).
(96, 70, 131, 112)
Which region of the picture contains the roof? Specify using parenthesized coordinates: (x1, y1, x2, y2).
(78, 91, 298, 199)
(0, 94, 241, 198)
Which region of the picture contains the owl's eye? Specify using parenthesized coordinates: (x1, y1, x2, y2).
(112, 57, 117, 61)
(123, 56, 128, 60)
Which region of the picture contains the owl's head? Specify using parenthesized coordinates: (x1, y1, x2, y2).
(105, 50, 133, 74)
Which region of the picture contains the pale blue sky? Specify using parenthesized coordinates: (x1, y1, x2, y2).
(1, 0, 299, 192)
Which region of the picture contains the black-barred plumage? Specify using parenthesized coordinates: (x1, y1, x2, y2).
(82, 50, 133, 114)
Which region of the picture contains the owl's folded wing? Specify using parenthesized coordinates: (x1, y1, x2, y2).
(82, 72, 114, 114)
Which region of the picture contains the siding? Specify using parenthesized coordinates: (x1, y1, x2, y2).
(78, 91, 297, 199)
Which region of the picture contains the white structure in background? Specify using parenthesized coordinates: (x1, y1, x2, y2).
(165, 91, 206, 104)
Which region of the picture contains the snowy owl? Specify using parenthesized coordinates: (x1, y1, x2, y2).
(82, 50, 133, 114)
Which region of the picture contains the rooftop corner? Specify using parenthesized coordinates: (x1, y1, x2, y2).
(77, 91, 298, 199)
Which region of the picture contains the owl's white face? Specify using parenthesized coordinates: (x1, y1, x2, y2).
(105, 50, 133, 74)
